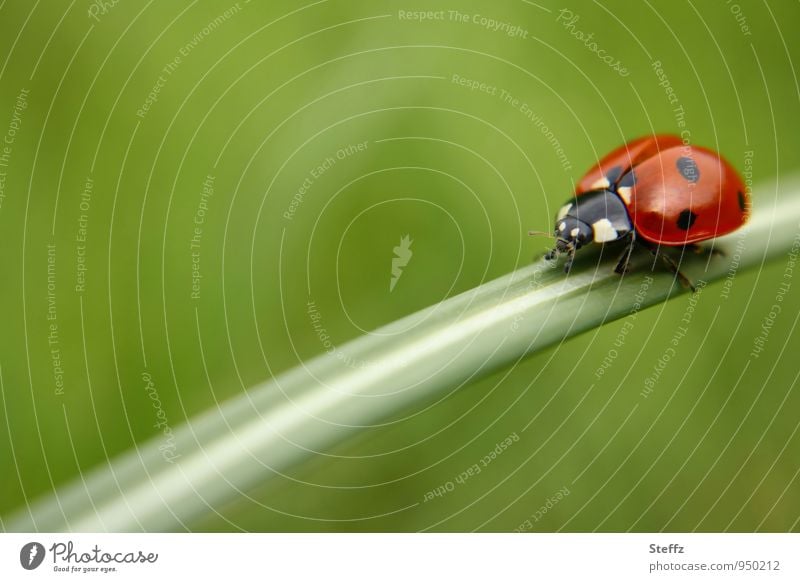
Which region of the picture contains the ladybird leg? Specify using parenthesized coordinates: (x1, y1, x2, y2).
(613, 233, 637, 275)
(687, 242, 725, 258)
(563, 248, 576, 273)
(651, 248, 697, 293)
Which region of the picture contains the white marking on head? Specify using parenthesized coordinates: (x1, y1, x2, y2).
(558, 221, 566, 232)
(591, 177, 611, 190)
(592, 218, 619, 243)
(617, 186, 632, 205)
(570, 227, 580, 238)
(557, 203, 572, 220)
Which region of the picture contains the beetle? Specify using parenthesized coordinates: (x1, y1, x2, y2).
(539, 134, 750, 289)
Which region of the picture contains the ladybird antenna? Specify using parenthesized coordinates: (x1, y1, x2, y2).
(528, 230, 554, 239)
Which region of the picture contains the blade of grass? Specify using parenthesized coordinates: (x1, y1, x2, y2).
(6, 176, 799, 532)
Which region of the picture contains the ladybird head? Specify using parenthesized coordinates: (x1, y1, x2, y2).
(541, 190, 633, 272)
(554, 216, 593, 252)
(543, 215, 593, 273)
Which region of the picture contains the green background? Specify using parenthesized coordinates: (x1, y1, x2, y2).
(1, 0, 798, 531)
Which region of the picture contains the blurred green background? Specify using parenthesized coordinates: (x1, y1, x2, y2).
(0, 0, 798, 531)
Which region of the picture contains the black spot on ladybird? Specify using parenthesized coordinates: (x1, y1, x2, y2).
(618, 170, 636, 188)
(676, 157, 700, 183)
(605, 165, 623, 184)
(676, 209, 698, 230)
(738, 190, 747, 212)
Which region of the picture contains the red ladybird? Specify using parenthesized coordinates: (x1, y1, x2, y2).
(542, 134, 749, 288)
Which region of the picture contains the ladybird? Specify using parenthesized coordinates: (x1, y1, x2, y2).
(540, 134, 750, 289)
